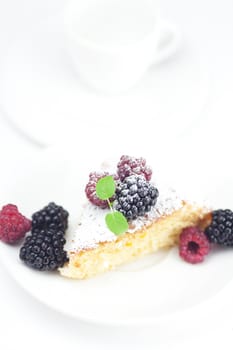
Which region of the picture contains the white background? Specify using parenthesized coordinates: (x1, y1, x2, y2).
(0, 0, 233, 349)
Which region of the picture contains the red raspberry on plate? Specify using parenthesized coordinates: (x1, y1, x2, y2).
(85, 172, 117, 208)
(0, 204, 31, 244)
(117, 155, 152, 181)
(179, 226, 210, 264)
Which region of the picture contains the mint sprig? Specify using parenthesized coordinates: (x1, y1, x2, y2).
(96, 176, 129, 235)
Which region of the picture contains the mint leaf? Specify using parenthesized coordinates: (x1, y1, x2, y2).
(105, 211, 129, 235)
(96, 175, 115, 200)
(96, 175, 128, 235)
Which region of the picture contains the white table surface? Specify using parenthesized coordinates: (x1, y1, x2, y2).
(0, 0, 233, 349)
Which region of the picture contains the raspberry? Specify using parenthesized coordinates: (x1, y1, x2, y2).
(1, 204, 18, 214)
(0, 204, 31, 244)
(85, 172, 117, 208)
(117, 155, 152, 181)
(205, 209, 233, 246)
(32, 202, 69, 233)
(114, 175, 159, 220)
(19, 228, 68, 271)
(179, 227, 210, 264)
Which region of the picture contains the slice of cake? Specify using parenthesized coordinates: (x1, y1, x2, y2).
(59, 155, 209, 279)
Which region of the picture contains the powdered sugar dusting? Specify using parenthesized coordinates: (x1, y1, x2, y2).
(66, 204, 115, 252)
(65, 187, 183, 253)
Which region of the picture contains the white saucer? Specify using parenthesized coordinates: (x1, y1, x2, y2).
(0, 12, 209, 146)
(0, 145, 233, 326)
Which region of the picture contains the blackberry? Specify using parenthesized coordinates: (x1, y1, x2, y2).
(85, 172, 118, 208)
(31, 202, 69, 233)
(117, 155, 152, 181)
(114, 175, 159, 220)
(19, 228, 68, 271)
(205, 209, 233, 246)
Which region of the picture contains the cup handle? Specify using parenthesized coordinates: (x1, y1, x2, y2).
(151, 20, 181, 65)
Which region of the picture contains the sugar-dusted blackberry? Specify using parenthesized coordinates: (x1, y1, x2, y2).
(31, 202, 69, 233)
(114, 175, 159, 220)
(85, 172, 118, 208)
(117, 155, 152, 181)
(205, 209, 233, 246)
(19, 228, 68, 271)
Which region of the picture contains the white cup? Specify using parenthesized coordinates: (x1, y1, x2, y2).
(64, 0, 180, 93)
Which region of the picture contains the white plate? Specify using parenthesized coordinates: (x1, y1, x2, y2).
(0, 12, 209, 146)
(0, 143, 233, 326)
